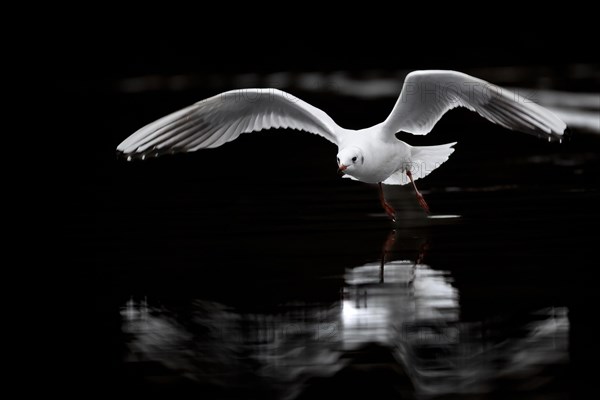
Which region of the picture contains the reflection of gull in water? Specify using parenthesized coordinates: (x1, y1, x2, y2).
(117, 70, 566, 219)
(120, 230, 569, 399)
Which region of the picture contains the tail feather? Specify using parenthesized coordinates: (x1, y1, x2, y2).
(383, 142, 457, 185)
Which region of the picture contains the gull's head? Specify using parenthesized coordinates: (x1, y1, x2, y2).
(337, 147, 364, 173)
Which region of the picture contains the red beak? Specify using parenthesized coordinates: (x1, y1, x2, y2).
(338, 164, 348, 172)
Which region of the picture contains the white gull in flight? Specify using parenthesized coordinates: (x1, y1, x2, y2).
(117, 70, 567, 220)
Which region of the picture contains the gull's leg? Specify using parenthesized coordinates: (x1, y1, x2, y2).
(380, 230, 396, 283)
(406, 170, 430, 214)
(378, 182, 396, 221)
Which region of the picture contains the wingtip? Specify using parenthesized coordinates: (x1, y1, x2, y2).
(549, 123, 569, 143)
(549, 114, 568, 143)
(115, 146, 185, 161)
(533, 125, 568, 144)
(560, 126, 573, 143)
(116, 150, 135, 162)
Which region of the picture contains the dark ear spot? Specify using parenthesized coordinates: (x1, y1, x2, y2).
(360, 155, 364, 164)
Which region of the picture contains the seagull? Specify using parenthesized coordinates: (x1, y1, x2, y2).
(117, 70, 566, 220)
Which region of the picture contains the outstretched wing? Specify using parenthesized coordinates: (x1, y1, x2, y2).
(381, 70, 566, 141)
(117, 89, 341, 159)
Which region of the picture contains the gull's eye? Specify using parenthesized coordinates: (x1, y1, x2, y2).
(352, 156, 357, 162)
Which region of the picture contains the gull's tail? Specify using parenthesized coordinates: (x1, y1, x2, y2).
(383, 142, 457, 185)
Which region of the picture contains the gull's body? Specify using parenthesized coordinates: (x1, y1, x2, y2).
(117, 70, 566, 219)
(336, 125, 411, 184)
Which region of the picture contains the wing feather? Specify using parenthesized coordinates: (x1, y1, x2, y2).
(382, 70, 566, 141)
(117, 89, 341, 158)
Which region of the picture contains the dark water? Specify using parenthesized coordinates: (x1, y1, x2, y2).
(73, 67, 600, 399)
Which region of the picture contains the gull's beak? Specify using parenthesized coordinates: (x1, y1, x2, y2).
(338, 164, 348, 173)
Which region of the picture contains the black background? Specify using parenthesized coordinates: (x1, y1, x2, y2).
(56, 20, 600, 398)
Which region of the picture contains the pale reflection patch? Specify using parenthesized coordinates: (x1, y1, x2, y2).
(120, 233, 569, 399)
(342, 261, 459, 350)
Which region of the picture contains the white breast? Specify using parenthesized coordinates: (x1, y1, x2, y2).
(339, 128, 410, 184)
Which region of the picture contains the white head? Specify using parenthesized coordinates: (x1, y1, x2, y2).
(336, 147, 364, 173)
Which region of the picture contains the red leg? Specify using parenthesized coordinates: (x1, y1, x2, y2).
(406, 170, 430, 214)
(378, 182, 396, 221)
